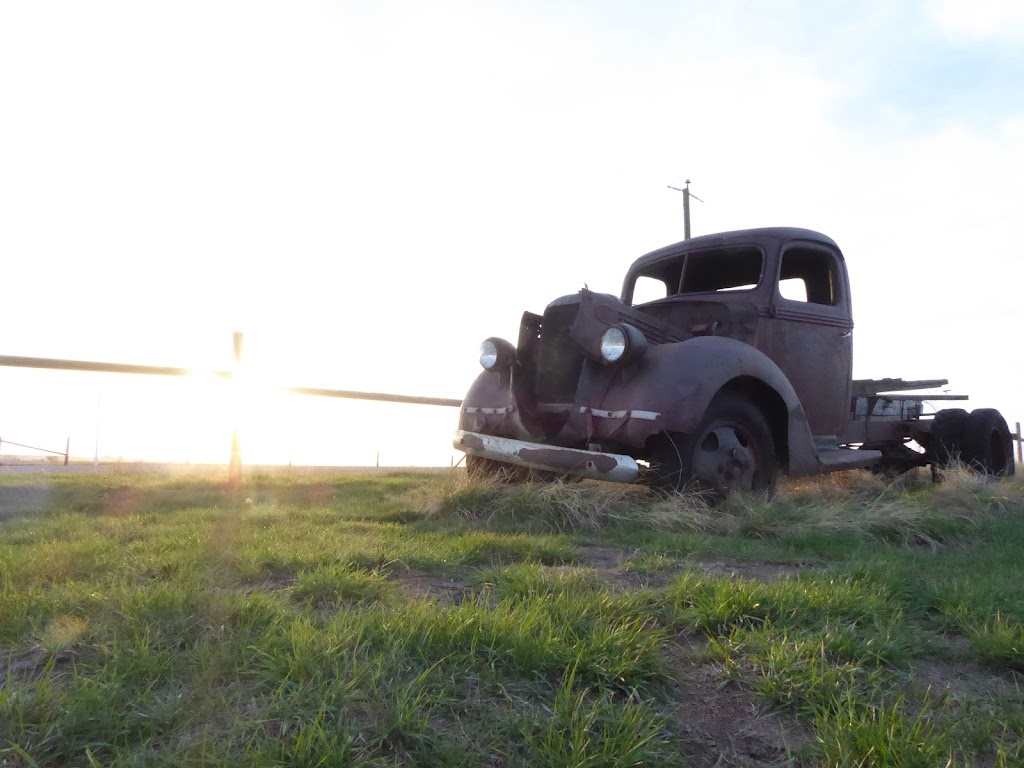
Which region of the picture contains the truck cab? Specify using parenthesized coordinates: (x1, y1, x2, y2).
(622, 228, 853, 437)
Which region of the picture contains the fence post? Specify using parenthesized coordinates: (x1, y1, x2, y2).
(1017, 422, 1023, 465)
(64, 437, 69, 466)
(228, 332, 243, 490)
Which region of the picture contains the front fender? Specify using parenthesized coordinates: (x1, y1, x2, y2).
(458, 369, 531, 440)
(592, 337, 819, 474)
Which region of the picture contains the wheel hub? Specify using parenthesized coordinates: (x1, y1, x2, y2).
(693, 423, 757, 491)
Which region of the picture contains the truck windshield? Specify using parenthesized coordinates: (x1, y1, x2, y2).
(630, 246, 764, 304)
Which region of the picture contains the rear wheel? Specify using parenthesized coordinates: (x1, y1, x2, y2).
(647, 393, 777, 495)
(961, 408, 1015, 476)
(926, 408, 968, 468)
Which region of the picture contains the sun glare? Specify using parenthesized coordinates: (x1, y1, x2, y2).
(167, 350, 461, 469)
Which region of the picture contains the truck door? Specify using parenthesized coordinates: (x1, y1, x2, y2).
(765, 243, 853, 437)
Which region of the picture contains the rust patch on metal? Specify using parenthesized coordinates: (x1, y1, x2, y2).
(459, 433, 485, 451)
(518, 447, 619, 474)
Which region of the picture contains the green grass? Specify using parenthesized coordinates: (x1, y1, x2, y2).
(1, 467, 1023, 766)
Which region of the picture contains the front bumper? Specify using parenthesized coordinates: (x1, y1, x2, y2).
(453, 429, 639, 483)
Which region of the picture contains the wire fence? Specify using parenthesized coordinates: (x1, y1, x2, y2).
(0, 436, 69, 465)
(1, 335, 1022, 475)
(0, 335, 461, 483)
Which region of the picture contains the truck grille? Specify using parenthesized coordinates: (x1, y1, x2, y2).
(532, 304, 585, 404)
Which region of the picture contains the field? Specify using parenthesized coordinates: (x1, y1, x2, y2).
(1, 467, 1023, 767)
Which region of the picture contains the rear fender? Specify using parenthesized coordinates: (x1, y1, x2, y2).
(597, 337, 819, 475)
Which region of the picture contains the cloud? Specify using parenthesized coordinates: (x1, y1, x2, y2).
(928, 0, 1024, 42)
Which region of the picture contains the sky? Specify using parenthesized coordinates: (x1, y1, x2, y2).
(1, 0, 1023, 466)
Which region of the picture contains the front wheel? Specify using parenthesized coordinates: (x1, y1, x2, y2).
(647, 393, 777, 495)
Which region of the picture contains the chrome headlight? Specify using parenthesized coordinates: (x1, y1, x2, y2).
(479, 337, 517, 371)
(599, 324, 647, 365)
(600, 327, 627, 362)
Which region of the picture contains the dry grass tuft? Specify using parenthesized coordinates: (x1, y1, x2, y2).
(408, 463, 1024, 542)
(769, 464, 1024, 544)
(408, 473, 652, 532)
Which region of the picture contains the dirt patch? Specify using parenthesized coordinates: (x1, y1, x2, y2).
(907, 658, 1024, 703)
(390, 570, 474, 605)
(575, 545, 821, 588)
(571, 545, 662, 589)
(1, 648, 79, 689)
(576, 545, 632, 570)
(665, 635, 814, 767)
(373, 548, 823, 605)
(686, 559, 820, 582)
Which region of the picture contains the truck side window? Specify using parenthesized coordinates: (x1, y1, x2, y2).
(632, 275, 668, 304)
(629, 260, 681, 305)
(779, 247, 838, 306)
(779, 278, 808, 302)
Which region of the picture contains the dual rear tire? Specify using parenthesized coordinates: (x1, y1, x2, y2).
(927, 407, 1015, 476)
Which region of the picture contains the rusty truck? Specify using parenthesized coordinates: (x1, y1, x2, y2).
(454, 226, 1016, 492)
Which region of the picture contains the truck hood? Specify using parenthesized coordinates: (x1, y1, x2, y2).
(562, 288, 758, 360)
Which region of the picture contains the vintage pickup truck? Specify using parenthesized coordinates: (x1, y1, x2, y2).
(454, 227, 1015, 492)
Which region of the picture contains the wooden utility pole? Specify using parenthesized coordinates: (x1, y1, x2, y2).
(667, 180, 704, 240)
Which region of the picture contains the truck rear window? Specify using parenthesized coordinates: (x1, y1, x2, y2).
(680, 247, 763, 293)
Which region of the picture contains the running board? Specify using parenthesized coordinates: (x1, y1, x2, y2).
(816, 447, 882, 472)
